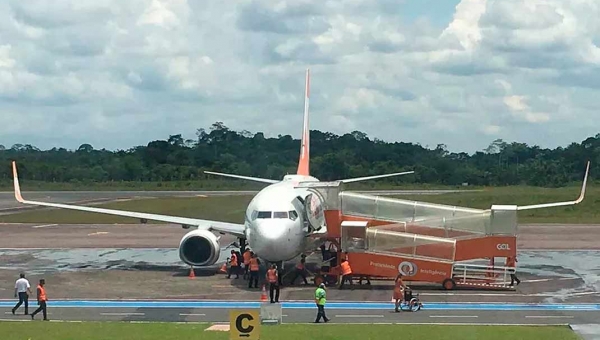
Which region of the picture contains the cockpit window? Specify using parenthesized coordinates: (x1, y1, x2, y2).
(257, 211, 272, 219)
(273, 211, 288, 219)
(289, 210, 298, 221)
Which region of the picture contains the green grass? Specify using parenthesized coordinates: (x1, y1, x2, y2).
(1, 185, 598, 224)
(0, 322, 581, 340)
(0, 179, 472, 191)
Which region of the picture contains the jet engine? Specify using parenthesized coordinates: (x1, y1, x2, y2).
(178, 229, 220, 266)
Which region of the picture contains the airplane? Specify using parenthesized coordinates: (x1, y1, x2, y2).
(11, 68, 414, 270)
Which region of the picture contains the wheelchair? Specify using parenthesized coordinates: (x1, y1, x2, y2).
(398, 288, 423, 312)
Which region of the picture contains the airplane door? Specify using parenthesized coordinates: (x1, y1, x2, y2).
(304, 193, 325, 232)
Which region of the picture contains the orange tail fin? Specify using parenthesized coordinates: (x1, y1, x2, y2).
(296, 69, 310, 176)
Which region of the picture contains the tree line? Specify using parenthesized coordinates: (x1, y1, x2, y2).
(0, 122, 596, 187)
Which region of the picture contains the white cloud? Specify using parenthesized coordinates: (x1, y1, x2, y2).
(0, 0, 599, 153)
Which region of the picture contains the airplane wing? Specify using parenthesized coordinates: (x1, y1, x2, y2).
(204, 171, 279, 184)
(339, 171, 415, 183)
(11, 162, 246, 238)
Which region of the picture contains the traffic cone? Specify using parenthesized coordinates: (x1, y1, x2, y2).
(189, 266, 195, 279)
(219, 263, 227, 274)
(260, 284, 268, 302)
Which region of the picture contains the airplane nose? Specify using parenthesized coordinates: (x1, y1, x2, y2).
(254, 221, 287, 241)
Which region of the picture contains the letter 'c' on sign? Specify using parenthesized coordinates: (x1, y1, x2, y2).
(229, 310, 259, 340)
(236, 314, 254, 334)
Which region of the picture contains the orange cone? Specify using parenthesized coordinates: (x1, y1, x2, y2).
(219, 263, 227, 274)
(260, 284, 268, 302)
(189, 267, 195, 279)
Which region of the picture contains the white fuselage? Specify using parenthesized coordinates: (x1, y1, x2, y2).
(243, 175, 320, 263)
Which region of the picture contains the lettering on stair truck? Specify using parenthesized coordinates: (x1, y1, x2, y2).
(230, 310, 259, 340)
(496, 243, 511, 250)
(369, 261, 447, 278)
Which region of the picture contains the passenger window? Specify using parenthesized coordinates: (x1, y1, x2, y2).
(257, 211, 272, 219)
(273, 211, 288, 219)
(251, 210, 259, 221)
(289, 210, 298, 221)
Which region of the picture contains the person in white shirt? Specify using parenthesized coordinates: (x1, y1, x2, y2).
(12, 273, 32, 315)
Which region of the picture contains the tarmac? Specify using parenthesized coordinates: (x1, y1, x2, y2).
(0, 214, 598, 338)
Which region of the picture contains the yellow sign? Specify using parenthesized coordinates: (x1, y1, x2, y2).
(229, 310, 260, 340)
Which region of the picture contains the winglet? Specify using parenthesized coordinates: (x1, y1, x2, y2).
(516, 161, 590, 211)
(12, 161, 24, 203)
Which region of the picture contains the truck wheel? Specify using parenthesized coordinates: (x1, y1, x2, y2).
(442, 278, 456, 290)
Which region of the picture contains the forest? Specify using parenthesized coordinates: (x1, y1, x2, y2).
(0, 122, 597, 188)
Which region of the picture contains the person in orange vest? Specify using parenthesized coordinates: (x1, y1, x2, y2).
(506, 256, 520, 286)
(290, 254, 308, 285)
(266, 264, 280, 303)
(248, 253, 260, 288)
(338, 258, 353, 289)
(227, 250, 239, 279)
(31, 279, 48, 321)
(242, 248, 252, 280)
(393, 273, 407, 312)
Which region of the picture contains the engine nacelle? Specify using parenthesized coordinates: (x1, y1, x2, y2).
(178, 229, 220, 267)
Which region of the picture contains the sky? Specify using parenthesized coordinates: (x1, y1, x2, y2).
(1, 0, 599, 154)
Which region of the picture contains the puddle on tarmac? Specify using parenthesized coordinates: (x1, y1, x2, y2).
(0, 247, 235, 275)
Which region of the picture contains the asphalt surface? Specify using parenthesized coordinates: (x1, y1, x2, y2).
(1, 300, 599, 325)
(0, 189, 479, 212)
(2, 223, 600, 249)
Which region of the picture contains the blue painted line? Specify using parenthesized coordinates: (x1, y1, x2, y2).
(1, 300, 600, 311)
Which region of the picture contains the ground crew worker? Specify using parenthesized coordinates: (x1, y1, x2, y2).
(338, 258, 353, 289)
(12, 273, 32, 315)
(266, 264, 280, 303)
(227, 250, 239, 279)
(242, 248, 252, 280)
(506, 256, 521, 286)
(393, 273, 407, 312)
(248, 253, 260, 288)
(291, 254, 308, 285)
(314, 283, 329, 323)
(31, 279, 48, 321)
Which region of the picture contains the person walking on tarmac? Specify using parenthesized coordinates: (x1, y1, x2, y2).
(291, 254, 308, 285)
(12, 273, 32, 315)
(242, 248, 252, 280)
(266, 264, 280, 303)
(314, 283, 329, 323)
(393, 274, 407, 312)
(227, 250, 239, 279)
(248, 253, 260, 288)
(338, 258, 353, 289)
(31, 279, 48, 321)
(506, 256, 521, 286)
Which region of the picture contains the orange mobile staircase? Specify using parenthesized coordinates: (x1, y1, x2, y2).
(297, 163, 589, 290)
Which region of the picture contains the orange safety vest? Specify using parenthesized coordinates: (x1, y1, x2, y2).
(506, 257, 516, 267)
(37, 285, 47, 302)
(267, 269, 278, 283)
(296, 261, 305, 270)
(249, 258, 259, 271)
(230, 254, 238, 267)
(243, 251, 251, 265)
(341, 261, 352, 275)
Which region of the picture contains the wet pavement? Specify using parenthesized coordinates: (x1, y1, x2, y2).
(1, 247, 599, 304)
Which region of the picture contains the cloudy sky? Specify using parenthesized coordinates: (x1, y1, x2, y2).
(1, 0, 599, 154)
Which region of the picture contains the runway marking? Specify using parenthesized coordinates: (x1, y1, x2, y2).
(525, 316, 575, 319)
(558, 277, 580, 281)
(179, 313, 206, 316)
(87, 232, 109, 236)
(100, 312, 145, 316)
(32, 224, 57, 229)
(521, 279, 553, 283)
(430, 315, 478, 318)
(334, 315, 385, 318)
